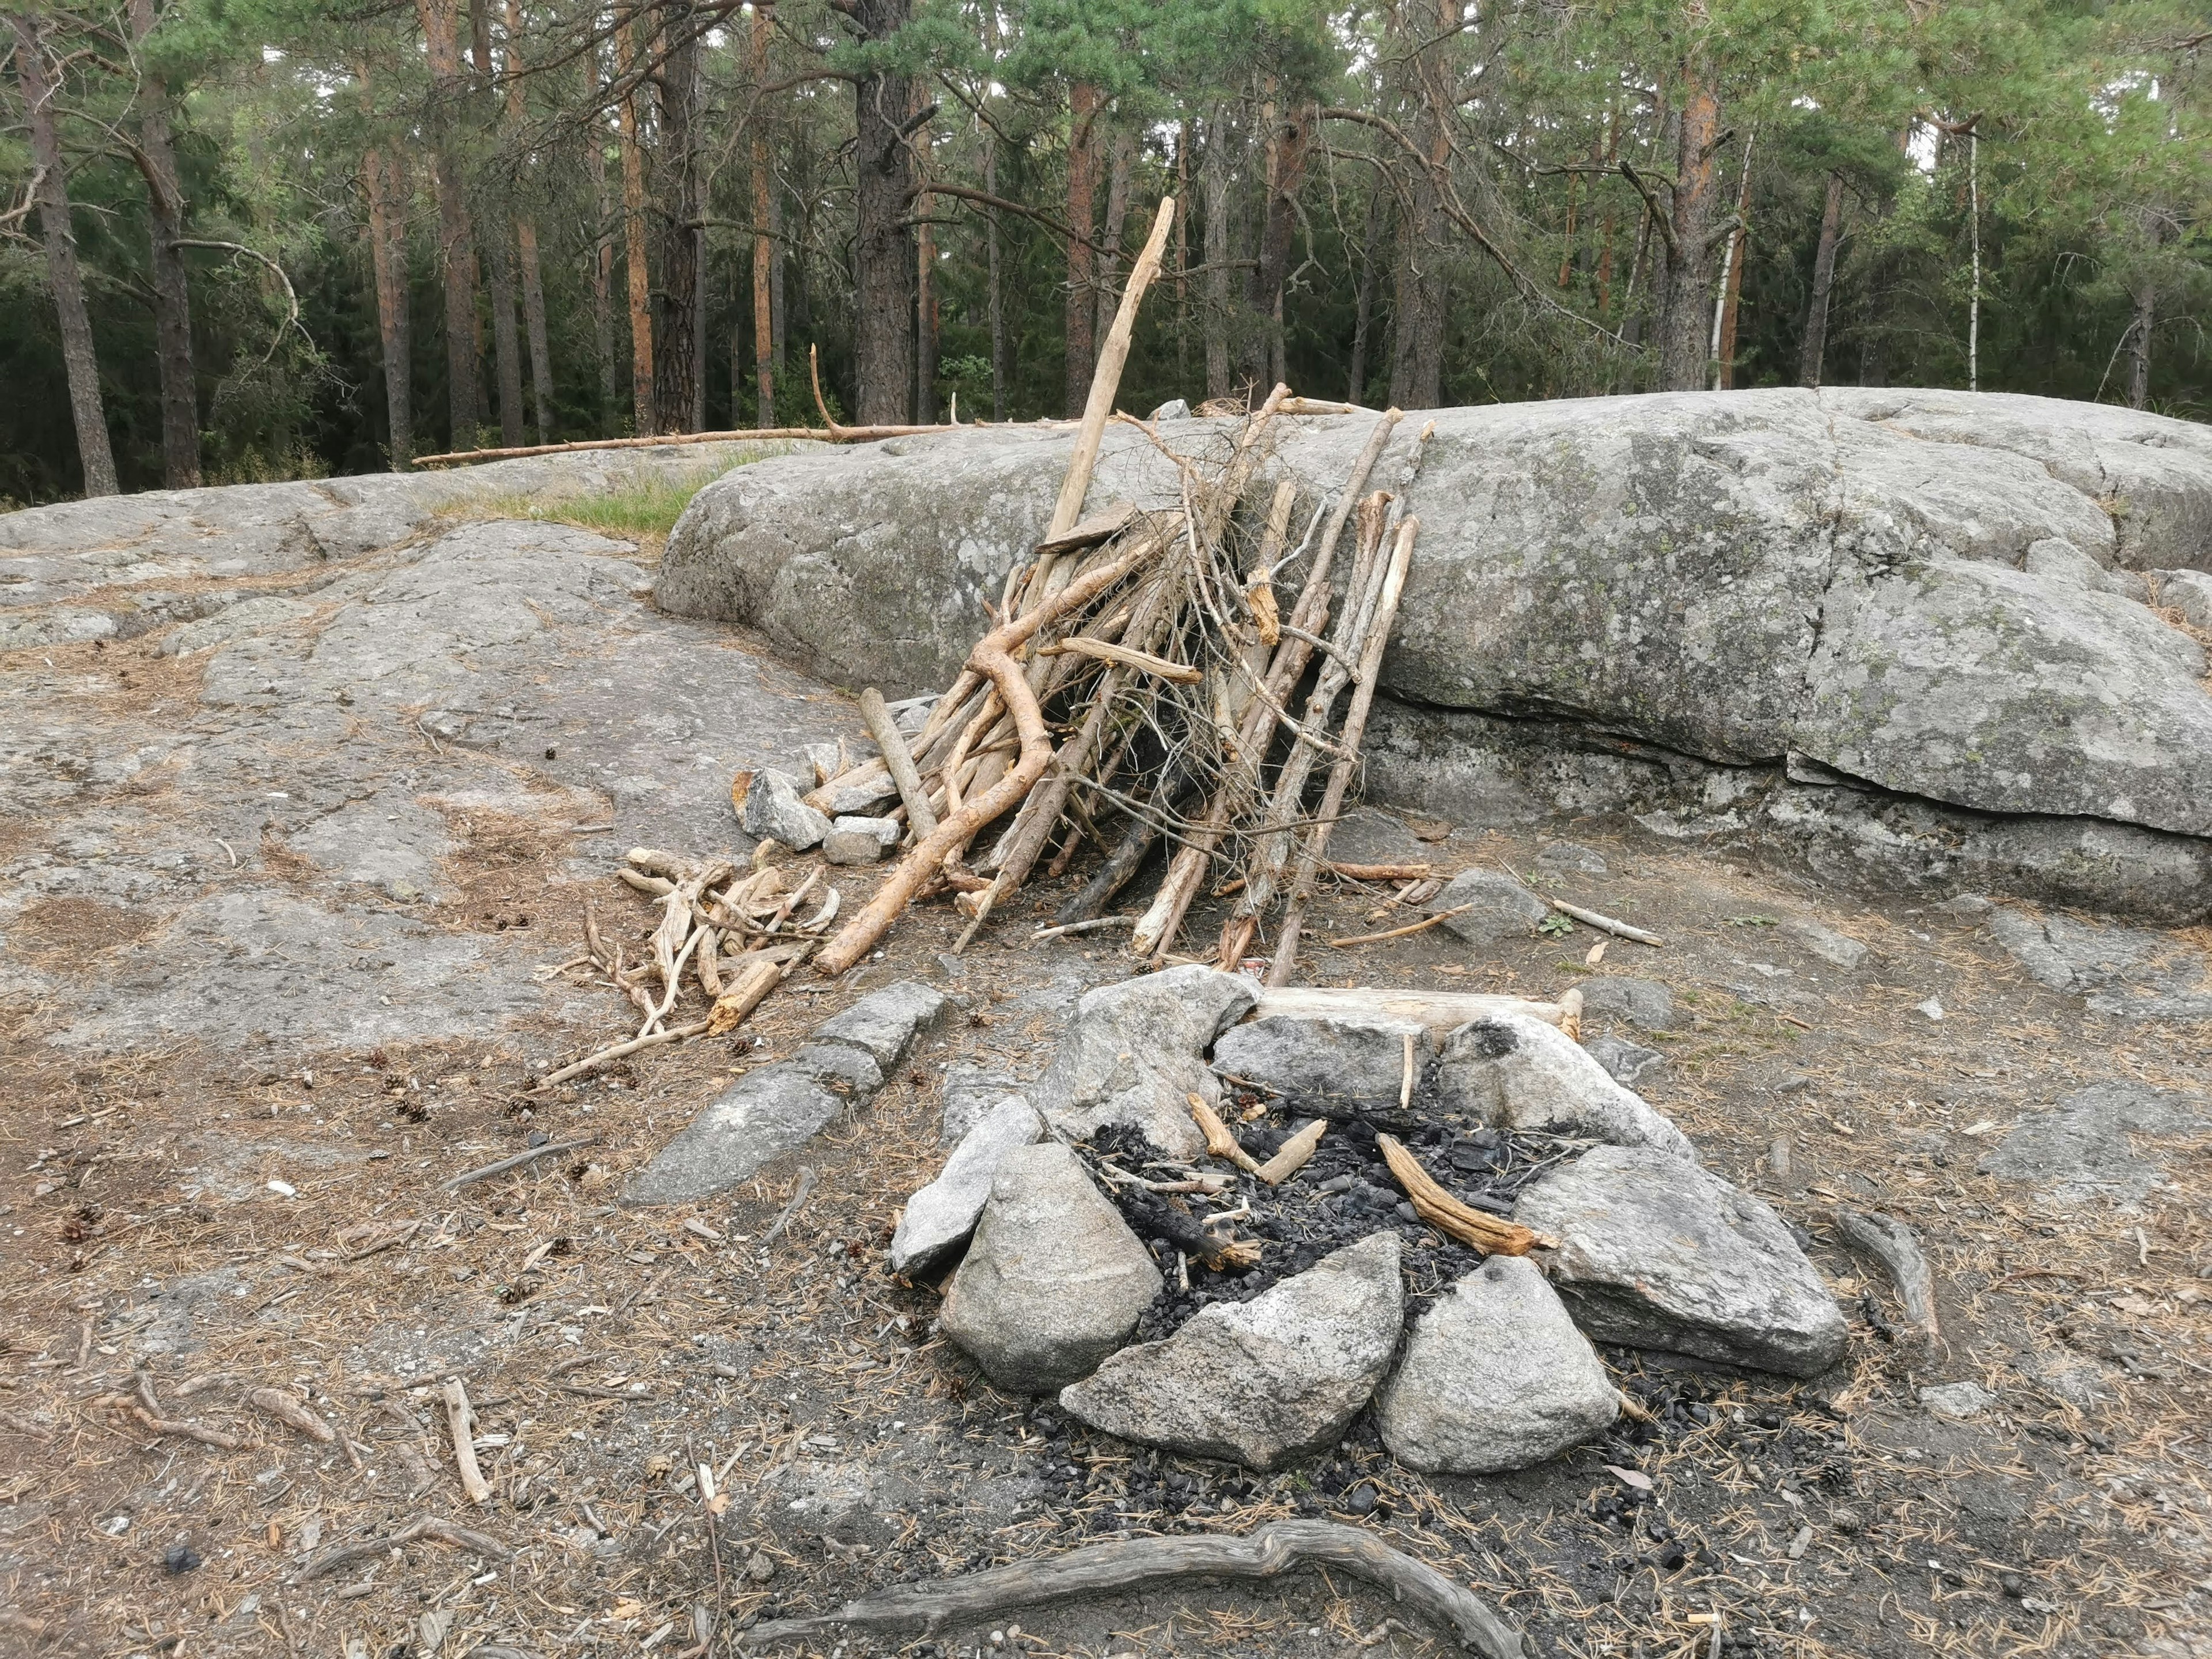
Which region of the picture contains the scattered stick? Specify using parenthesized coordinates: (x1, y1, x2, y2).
(441, 1377, 494, 1507)
(1325, 904, 1473, 949)
(734, 1520, 1526, 1657)
(1545, 898, 1664, 946)
(1377, 1134, 1548, 1256)
(1254, 1119, 1328, 1187)
(537, 1020, 709, 1090)
(130, 1405, 243, 1450)
(1327, 861, 1435, 881)
(296, 1516, 512, 1581)
(441, 1135, 600, 1191)
(859, 687, 938, 841)
(706, 957, 785, 1036)
(1251, 986, 1566, 1035)
(1188, 1095, 1263, 1175)
(761, 1166, 817, 1247)
(1835, 1209, 1942, 1346)
(1029, 914, 1135, 944)
(247, 1388, 336, 1445)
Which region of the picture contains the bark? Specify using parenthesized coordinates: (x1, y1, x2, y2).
(850, 0, 916, 425)
(1656, 56, 1722, 392)
(1388, 5, 1451, 411)
(1202, 106, 1230, 400)
(1246, 99, 1310, 399)
(12, 12, 118, 495)
(986, 129, 1005, 421)
(1174, 120, 1191, 387)
(468, 0, 524, 446)
(914, 84, 938, 423)
(1347, 181, 1385, 404)
(2127, 280, 2154, 410)
(1711, 128, 1755, 389)
(362, 145, 414, 464)
(1094, 124, 1132, 356)
(615, 8, 655, 435)
(416, 0, 480, 444)
(587, 121, 616, 418)
(129, 0, 198, 487)
(654, 3, 702, 433)
(1064, 81, 1102, 417)
(504, 0, 552, 444)
(749, 4, 775, 425)
(1797, 172, 1844, 389)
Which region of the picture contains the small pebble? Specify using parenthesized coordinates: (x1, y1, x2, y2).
(164, 1543, 202, 1574)
(1343, 1483, 1378, 1516)
(2001, 1571, 2027, 1598)
(747, 1551, 777, 1583)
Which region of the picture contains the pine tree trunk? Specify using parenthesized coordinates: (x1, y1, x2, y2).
(1094, 125, 1132, 355)
(501, 0, 552, 443)
(130, 0, 198, 487)
(1657, 59, 1721, 392)
(1064, 81, 1102, 417)
(986, 129, 1005, 421)
(654, 2, 701, 433)
(1202, 107, 1230, 402)
(1797, 172, 1844, 389)
(615, 9, 655, 435)
(363, 147, 414, 464)
(1387, 111, 1446, 410)
(2126, 280, 2154, 410)
(12, 12, 118, 496)
(415, 0, 480, 445)
(1247, 99, 1309, 398)
(1711, 128, 1755, 390)
(850, 0, 915, 426)
(1348, 183, 1384, 405)
(467, 0, 524, 445)
(1174, 120, 1191, 390)
(749, 5, 775, 426)
(585, 88, 615, 423)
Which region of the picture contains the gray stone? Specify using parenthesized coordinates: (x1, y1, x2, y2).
(1921, 1381, 1999, 1421)
(739, 768, 830, 850)
(1784, 917, 1869, 971)
(888, 1095, 1044, 1278)
(823, 815, 900, 865)
(810, 980, 949, 1068)
(1434, 869, 1548, 946)
(1537, 840, 1609, 876)
(1584, 1033, 1665, 1088)
(1435, 1013, 1696, 1160)
(1211, 1013, 1431, 1109)
(939, 1062, 1022, 1147)
(821, 773, 900, 815)
(1936, 893, 1994, 918)
(941, 1142, 1162, 1393)
(1514, 1145, 1849, 1377)
(1036, 964, 1256, 1159)
(1147, 398, 1191, 422)
(1977, 1082, 2209, 1205)
(622, 1067, 845, 1206)
(1377, 1255, 1619, 1474)
(1984, 908, 2212, 1020)
(2156, 569, 2212, 630)
(788, 1040, 884, 1096)
(1579, 975, 1674, 1031)
(1323, 808, 1435, 868)
(1059, 1234, 1404, 1469)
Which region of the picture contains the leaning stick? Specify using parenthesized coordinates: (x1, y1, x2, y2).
(859, 687, 937, 840)
(1038, 635, 1203, 684)
(817, 538, 1163, 975)
(1047, 196, 1177, 540)
(441, 1134, 601, 1190)
(442, 1378, 494, 1506)
(735, 1520, 1526, 1658)
(1188, 1094, 1264, 1174)
(1376, 1134, 1548, 1257)
(1546, 897, 1664, 946)
(1835, 1209, 1941, 1346)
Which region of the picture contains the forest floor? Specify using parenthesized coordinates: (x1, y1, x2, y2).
(2, 509, 2209, 1659)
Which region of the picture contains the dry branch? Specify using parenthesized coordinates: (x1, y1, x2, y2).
(1377, 1135, 1548, 1256)
(442, 1135, 600, 1190)
(1255, 1118, 1327, 1186)
(859, 687, 937, 840)
(735, 1520, 1525, 1657)
(129, 1405, 243, 1450)
(1835, 1209, 1941, 1345)
(1546, 897, 1664, 946)
(296, 1515, 512, 1581)
(442, 1377, 494, 1506)
(1188, 1094, 1263, 1174)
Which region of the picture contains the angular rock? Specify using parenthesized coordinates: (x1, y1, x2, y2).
(1977, 1082, 2209, 1205)
(888, 1095, 1044, 1278)
(1036, 964, 1256, 1159)
(1784, 917, 1869, 971)
(739, 767, 830, 850)
(1059, 1234, 1404, 1469)
(622, 1067, 843, 1206)
(1211, 1013, 1431, 1109)
(810, 980, 949, 1069)
(787, 1040, 884, 1096)
(1434, 869, 1549, 946)
(1579, 975, 1674, 1031)
(2157, 569, 2212, 630)
(1514, 1145, 1849, 1377)
(1435, 1013, 1696, 1160)
(1377, 1255, 1619, 1474)
(823, 815, 900, 865)
(1537, 840, 1609, 875)
(822, 773, 900, 815)
(1584, 1033, 1665, 1088)
(939, 1062, 1022, 1147)
(941, 1142, 1162, 1393)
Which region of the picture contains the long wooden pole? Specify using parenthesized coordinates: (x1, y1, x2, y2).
(1047, 196, 1177, 539)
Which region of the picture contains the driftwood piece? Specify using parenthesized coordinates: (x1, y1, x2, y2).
(296, 1516, 512, 1581)
(1188, 1095, 1264, 1174)
(706, 955, 785, 1036)
(1835, 1209, 1942, 1344)
(441, 1135, 600, 1189)
(1327, 861, 1435, 881)
(1250, 987, 1565, 1035)
(860, 687, 938, 840)
(735, 1520, 1525, 1657)
(1376, 1135, 1547, 1257)
(1324, 904, 1474, 949)
(1039, 635, 1204, 684)
(1255, 1119, 1327, 1186)
(442, 1377, 494, 1506)
(1546, 898, 1664, 947)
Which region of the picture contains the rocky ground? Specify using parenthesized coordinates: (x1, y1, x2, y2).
(2, 465, 2210, 1659)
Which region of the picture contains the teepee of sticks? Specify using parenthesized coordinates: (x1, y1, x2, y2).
(797, 195, 1431, 986)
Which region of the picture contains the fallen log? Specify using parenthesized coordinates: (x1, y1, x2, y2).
(734, 1520, 1525, 1657)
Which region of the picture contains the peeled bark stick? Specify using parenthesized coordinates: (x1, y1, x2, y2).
(736, 1519, 1527, 1658)
(1325, 905, 1474, 949)
(1188, 1094, 1264, 1174)
(1251, 987, 1567, 1033)
(130, 1405, 243, 1450)
(442, 1134, 600, 1188)
(248, 1388, 336, 1444)
(1039, 636, 1203, 684)
(535, 1020, 709, 1089)
(1048, 195, 1176, 539)
(705, 955, 784, 1036)
(1255, 1118, 1327, 1187)
(859, 687, 938, 841)
(442, 1377, 494, 1506)
(1267, 518, 1420, 986)
(1328, 861, 1435, 881)
(1546, 897, 1664, 946)
(408, 421, 954, 467)
(1835, 1209, 1942, 1345)
(817, 538, 1162, 975)
(1377, 1134, 1548, 1257)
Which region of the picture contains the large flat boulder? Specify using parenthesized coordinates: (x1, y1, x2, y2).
(1058, 1233, 1404, 1469)
(656, 389, 2212, 895)
(1210, 1012, 1431, 1110)
(1434, 1013, 1696, 1160)
(1514, 1145, 1849, 1377)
